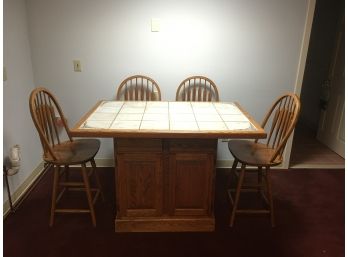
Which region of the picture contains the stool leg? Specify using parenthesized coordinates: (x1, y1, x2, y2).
(91, 159, 105, 201)
(81, 163, 97, 227)
(265, 166, 275, 227)
(257, 166, 262, 194)
(229, 163, 246, 227)
(64, 165, 70, 182)
(227, 159, 238, 188)
(63, 165, 70, 195)
(50, 165, 60, 227)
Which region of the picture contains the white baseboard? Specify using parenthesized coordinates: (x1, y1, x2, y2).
(94, 158, 116, 167)
(216, 159, 287, 169)
(3, 161, 46, 217)
(290, 163, 345, 169)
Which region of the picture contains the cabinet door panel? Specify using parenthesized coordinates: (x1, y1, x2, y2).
(169, 153, 214, 216)
(117, 153, 163, 217)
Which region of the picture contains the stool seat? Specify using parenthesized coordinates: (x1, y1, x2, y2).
(228, 140, 281, 167)
(45, 139, 100, 165)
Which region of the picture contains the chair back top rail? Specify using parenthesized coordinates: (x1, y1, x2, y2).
(116, 75, 161, 101)
(176, 76, 219, 102)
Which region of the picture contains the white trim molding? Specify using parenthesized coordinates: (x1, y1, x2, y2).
(3, 162, 46, 217)
(283, 0, 317, 168)
(216, 160, 287, 170)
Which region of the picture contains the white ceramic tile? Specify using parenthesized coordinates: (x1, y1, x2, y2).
(140, 120, 169, 130)
(169, 103, 191, 112)
(214, 103, 242, 115)
(170, 113, 196, 122)
(95, 106, 121, 113)
(123, 101, 146, 107)
(214, 102, 237, 109)
(214, 103, 239, 110)
(191, 102, 214, 107)
(170, 121, 199, 131)
(119, 107, 145, 114)
(193, 108, 218, 115)
(169, 103, 194, 114)
(110, 120, 141, 129)
(197, 122, 227, 130)
(225, 122, 254, 130)
(87, 112, 117, 120)
(169, 102, 192, 108)
(195, 114, 222, 122)
(101, 101, 124, 108)
(82, 120, 112, 129)
(142, 113, 168, 121)
(217, 108, 242, 115)
(169, 108, 194, 114)
(115, 113, 143, 121)
(144, 107, 169, 114)
(146, 102, 169, 108)
(191, 104, 216, 109)
(221, 114, 249, 122)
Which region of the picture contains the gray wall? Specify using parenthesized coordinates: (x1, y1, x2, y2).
(26, 0, 308, 160)
(3, 0, 42, 202)
(3, 0, 312, 202)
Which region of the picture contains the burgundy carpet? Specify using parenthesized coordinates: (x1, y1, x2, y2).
(4, 167, 344, 257)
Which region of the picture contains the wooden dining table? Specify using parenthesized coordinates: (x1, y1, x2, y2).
(70, 100, 266, 232)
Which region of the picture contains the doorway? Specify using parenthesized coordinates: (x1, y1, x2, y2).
(290, 0, 345, 168)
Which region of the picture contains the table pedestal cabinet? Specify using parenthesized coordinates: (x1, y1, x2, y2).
(70, 100, 266, 232)
(114, 138, 217, 232)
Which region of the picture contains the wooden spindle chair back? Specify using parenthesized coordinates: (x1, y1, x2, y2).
(256, 93, 301, 164)
(176, 76, 219, 102)
(116, 75, 161, 101)
(227, 93, 301, 227)
(29, 87, 71, 162)
(29, 87, 103, 227)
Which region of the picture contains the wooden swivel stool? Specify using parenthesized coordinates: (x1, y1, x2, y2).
(29, 87, 104, 227)
(227, 93, 301, 227)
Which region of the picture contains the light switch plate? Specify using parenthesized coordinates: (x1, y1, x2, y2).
(73, 60, 82, 72)
(151, 18, 160, 32)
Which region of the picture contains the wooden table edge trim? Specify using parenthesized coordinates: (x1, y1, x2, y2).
(71, 100, 104, 131)
(70, 100, 266, 139)
(70, 129, 266, 139)
(234, 102, 264, 132)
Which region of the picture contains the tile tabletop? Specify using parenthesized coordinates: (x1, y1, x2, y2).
(79, 101, 258, 132)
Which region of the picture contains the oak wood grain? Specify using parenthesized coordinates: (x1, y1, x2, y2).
(114, 138, 217, 232)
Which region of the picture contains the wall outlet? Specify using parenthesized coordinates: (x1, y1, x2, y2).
(73, 60, 82, 72)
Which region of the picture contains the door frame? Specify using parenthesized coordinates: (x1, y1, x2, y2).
(283, 0, 316, 168)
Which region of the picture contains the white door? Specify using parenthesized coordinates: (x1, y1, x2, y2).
(317, 19, 345, 157)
